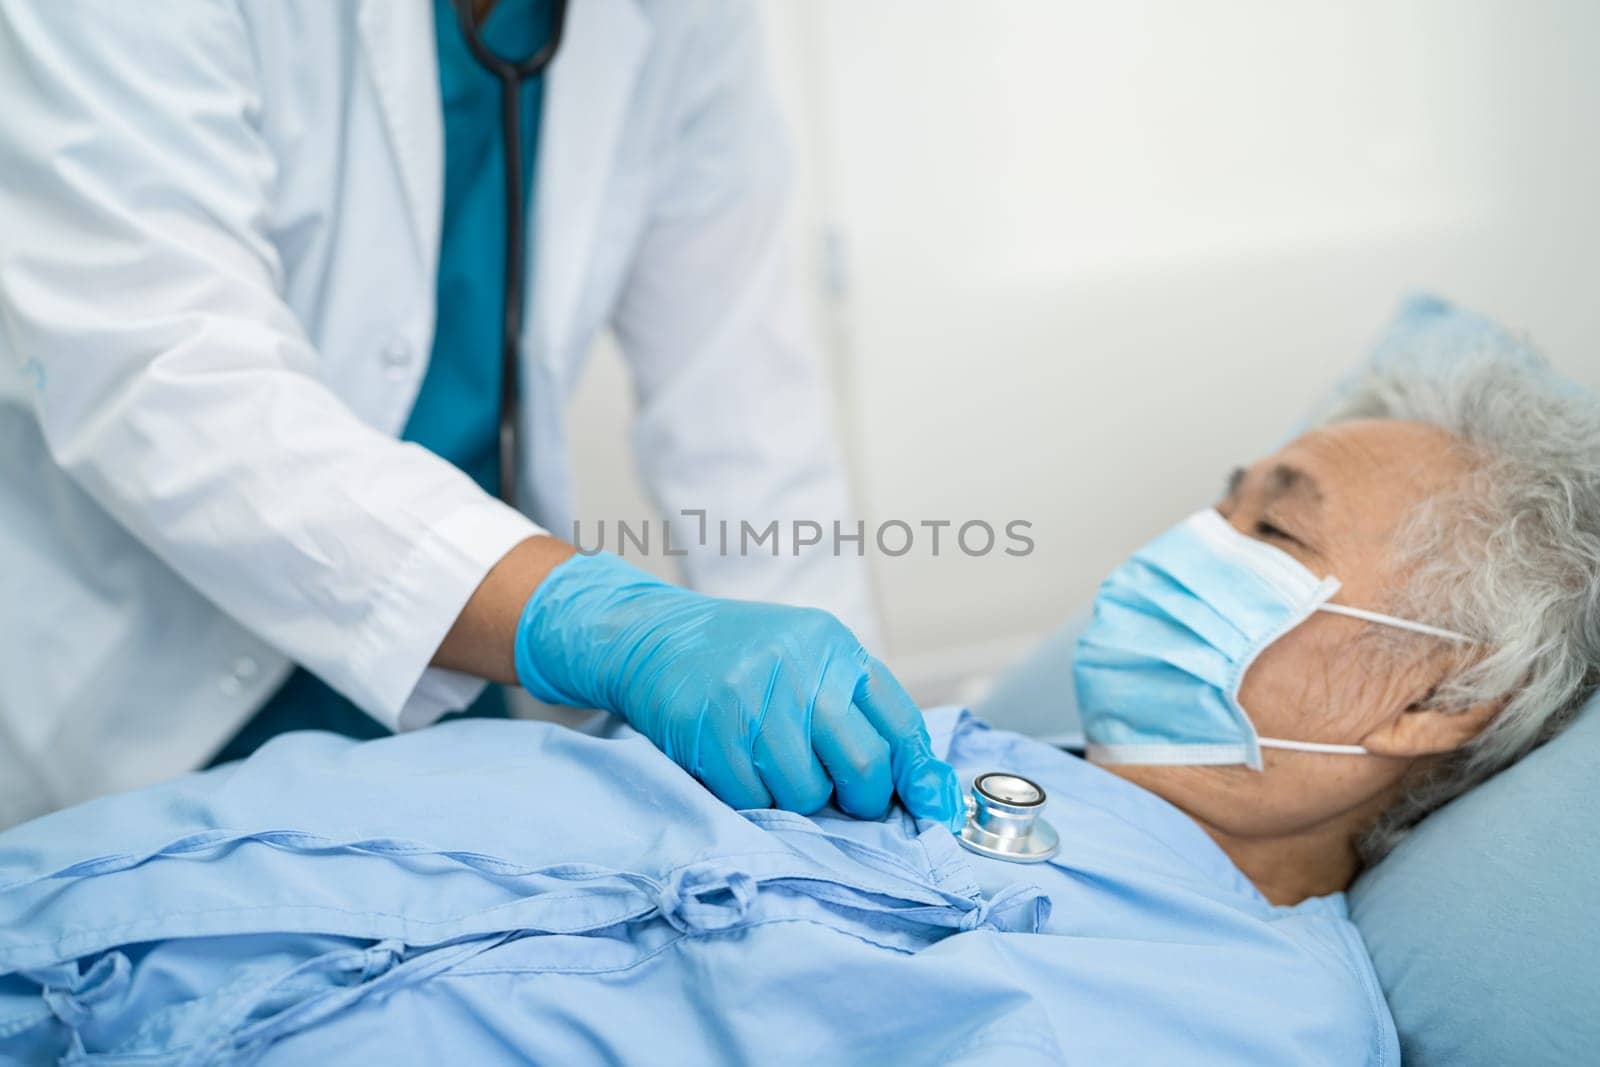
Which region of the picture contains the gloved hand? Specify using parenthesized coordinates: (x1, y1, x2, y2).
(514, 551, 964, 829)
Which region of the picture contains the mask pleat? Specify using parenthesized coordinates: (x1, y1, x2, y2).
(1072, 658, 1251, 747)
(1078, 594, 1236, 688)
(1100, 559, 1254, 658)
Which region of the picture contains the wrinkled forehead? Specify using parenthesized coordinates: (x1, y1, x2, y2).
(1257, 419, 1473, 535)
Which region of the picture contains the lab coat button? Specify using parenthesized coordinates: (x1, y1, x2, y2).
(218, 657, 256, 697)
(380, 339, 414, 374)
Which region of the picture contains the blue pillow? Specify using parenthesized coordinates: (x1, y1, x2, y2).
(1347, 696, 1600, 1065)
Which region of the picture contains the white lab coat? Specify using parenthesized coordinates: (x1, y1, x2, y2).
(0, 0, 875, 827)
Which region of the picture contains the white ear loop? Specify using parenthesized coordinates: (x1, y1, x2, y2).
(1257, 737, 1370, 755)
(1315, 602, 1473, 644)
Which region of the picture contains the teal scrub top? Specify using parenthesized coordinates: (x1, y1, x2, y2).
(212, 0, 554, 763)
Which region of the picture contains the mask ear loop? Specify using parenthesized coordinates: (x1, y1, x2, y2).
(1314, 603, 1473, 644)
(1257, 737, 1370, 755)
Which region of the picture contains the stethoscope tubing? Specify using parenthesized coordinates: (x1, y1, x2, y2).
(450, 0, 570, 504)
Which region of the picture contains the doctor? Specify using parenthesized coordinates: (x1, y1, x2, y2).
(0, 0, 963, 832)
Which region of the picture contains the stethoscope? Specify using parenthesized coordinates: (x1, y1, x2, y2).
(957, 772, 1060, 863)
(450, 0, 571, 504)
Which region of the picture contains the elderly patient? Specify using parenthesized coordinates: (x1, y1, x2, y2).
(1081, 362, 1600, 904)
(3, 325, 1597, 1065)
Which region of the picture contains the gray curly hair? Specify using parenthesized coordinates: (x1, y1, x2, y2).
(1314, 299, 1600, 864)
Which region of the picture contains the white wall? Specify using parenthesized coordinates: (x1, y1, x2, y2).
(569, 0, 1600, 701)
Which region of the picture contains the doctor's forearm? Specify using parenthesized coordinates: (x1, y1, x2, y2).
(432, 534, 576, 683)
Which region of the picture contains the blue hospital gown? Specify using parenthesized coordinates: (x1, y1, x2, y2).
(0, 709, 1398, 1065)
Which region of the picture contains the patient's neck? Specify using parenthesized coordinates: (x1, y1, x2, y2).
(1100, 764, 1385, 906)
(1196, 819, 1359, 906)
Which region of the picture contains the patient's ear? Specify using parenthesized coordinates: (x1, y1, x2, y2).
(1359, 697, 1503, 758)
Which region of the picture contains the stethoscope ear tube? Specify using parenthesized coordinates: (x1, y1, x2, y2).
(449, 0, 571, 504)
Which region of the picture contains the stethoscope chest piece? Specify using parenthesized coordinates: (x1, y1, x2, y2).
(957, 772, 1059, 863)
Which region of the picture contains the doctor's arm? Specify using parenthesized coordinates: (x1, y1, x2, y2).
(439, 530, 964, 826)
(0, 2, 958, 826)
(608, 2, 881, 645)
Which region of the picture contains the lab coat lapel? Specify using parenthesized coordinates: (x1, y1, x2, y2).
(356, 0, 445, 286)
(533, 0, 650, 366)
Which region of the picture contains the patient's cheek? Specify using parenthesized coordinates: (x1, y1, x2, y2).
(1236, 623, 1340, 737)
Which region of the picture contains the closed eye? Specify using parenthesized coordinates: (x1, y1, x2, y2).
(1255, 520, 1301, 545)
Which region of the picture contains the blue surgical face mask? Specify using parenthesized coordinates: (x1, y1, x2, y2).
(1072, 509, 1470, 770)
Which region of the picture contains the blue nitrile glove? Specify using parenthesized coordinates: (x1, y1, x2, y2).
(514, 552, 965, 829)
